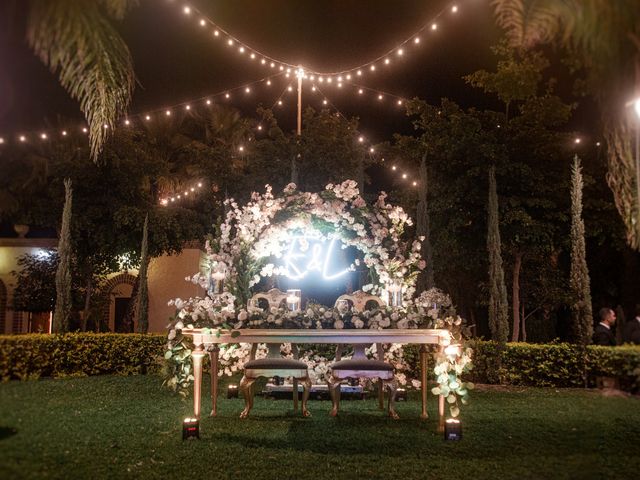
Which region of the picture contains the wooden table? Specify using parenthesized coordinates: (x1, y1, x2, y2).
(183, 328, 449, 427)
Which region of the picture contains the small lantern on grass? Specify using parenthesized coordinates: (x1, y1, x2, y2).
(182, 417, 200, 440)
(227, 384, 239, 398)
(444, 418, 462, 441)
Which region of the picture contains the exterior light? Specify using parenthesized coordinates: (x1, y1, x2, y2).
(444, 418, 462, 441)
(182, 417, 200, 440)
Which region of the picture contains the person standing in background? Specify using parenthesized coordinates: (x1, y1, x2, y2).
(623, 304, 640, 344)
(593, 308, 617, 346)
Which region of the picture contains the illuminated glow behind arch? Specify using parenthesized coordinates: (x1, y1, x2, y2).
(282, 235, 351, 281)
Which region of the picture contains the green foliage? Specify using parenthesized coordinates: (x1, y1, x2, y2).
(53, 178, 73, 333)
(11, 252, 58, 312)
(569, 156, 593, 344)
(487, 166, 510, 342)
(26, 0, 136, 160)
(0, 333, 165, 381)
(469, 340, 640, 390)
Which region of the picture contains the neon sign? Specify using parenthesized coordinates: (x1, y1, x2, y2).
(282, 235, 351, 280)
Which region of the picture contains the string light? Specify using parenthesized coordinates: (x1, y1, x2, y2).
(160, 178, 208, 206)
(173, 0, 464, 77)
(0, 72, 286, 146)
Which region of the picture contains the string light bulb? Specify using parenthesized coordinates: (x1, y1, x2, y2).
(214, 30, 219, 36)
(397, 49, 404, 56)
(199, 19, 206, 26)
(19, 135, 26, 142)
(451, 5, 458, 13)
(414, 37, 420, 44)
(431, 23, 438, 30)
(183, 6, 191, 15)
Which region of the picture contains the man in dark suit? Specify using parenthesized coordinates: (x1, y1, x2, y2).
(593, 307, 617, 346)
(623, 304, 640, 345)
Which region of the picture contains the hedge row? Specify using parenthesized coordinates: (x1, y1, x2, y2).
(469, 341, 640, 390)
(1, 335, 639, 390)
(0, 333, 166, 381)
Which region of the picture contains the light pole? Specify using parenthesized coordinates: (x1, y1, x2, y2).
(634, 98, 640, 234)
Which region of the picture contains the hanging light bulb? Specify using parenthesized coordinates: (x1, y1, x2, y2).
(227, 39, 234, 46)
(145, 115, 151, 121)
(245, 87, 251, 93)
(451, 5, 458, 13)
(166, 110, 171, 116)
(214, 30, 220, 36)
(414, 37, 420, 44)
(199, 19, 206, 26)
(358, 89, 363, 94)
(397, 49, 404, 56)
(183, 6, 191, 15)
(357, 70, 362, 76)
(266, 80, 271, 85)
(239, 46, 245, 53)
(385, 58, 390, 65)
(431, 23, 438, 30)
(62, 130, 68, 136)
(370, 65, 376, 71)
(40, 133, 47, 139)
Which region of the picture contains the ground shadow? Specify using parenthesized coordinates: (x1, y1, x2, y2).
(0, 427, 17, 441)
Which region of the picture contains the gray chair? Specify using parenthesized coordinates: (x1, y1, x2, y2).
(328, 292, 399, 419)
(239, 290, 311, 418)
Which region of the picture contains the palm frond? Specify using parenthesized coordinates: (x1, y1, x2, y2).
(491, 0, 576, 47)
(98, 0, 138, 20)
(27, 0, 135, 161)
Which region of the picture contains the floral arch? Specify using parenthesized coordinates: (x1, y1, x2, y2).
(166, 180, 473, 417)
(204, 180, 425, 307)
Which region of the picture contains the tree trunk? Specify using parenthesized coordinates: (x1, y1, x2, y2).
(81, 273, 92, 332)
(521, 302, 526, 342)
(511, 252, 522, 342)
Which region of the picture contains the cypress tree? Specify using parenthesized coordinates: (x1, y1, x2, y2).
(416, 152, 434, 290)
(53, 178, 73, 333)
(569, 156, 593, 344)
(487, 166, 509, 343)
(136, 213, 150, 333)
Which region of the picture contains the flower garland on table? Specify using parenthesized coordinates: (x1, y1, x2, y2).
(164, 288, 473, 416)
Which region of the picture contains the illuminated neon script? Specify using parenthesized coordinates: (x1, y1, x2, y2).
(282, 235, 351, 280)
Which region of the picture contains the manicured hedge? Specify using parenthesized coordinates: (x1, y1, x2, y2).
(2, 334, 639, 391)
(0, 333, 166, 381)
(469, 341, 640, 390)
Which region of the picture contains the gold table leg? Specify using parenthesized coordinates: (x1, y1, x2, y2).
(192, 344, 206, 418)
(209, 346, 219, 417)
(420, 345, 428, 419)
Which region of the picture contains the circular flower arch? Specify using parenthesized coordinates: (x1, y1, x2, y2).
(205, 180, 425, 306)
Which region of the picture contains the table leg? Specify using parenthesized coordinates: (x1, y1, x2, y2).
(438, 393, 445, 433)
(420, 345, 428, 419)
(192, 345, 206, 418)
(209, 346, 219, 417)
(437, 345, 445, 432)
(293, 378, 299, 412)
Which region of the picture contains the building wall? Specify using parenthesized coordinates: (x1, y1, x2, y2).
(0, 238, 205, 335)
(148, 248, 205, 333)
(0, 239, 57, 334)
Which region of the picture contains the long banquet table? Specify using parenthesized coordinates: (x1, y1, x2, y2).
(183, 328, 449, 427)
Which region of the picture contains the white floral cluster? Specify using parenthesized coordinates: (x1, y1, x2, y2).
(202, 180, 425, 302)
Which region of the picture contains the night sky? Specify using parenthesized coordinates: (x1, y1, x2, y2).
(0, 0, 596, 144)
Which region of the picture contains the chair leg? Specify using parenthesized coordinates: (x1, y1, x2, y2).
(328, 377, 341, 417)
(301, 377, 312, 417)
(384, 377, 399, 420)
(239, 375, 257, 419)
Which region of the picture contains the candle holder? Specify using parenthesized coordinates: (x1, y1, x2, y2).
(209, 265, 226, 295)
(387, 280, 403, 307)
(286, 289, 302, 312)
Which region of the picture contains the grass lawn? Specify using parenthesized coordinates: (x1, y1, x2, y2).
(0, 375, 639, 479)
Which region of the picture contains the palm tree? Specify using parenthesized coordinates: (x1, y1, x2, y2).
(490, 0, 640, 248)
(17, 0, 137, 161)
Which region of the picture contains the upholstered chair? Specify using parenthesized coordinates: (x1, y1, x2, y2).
(328, 291, 399, 419)
(239, 290, 311, 418)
